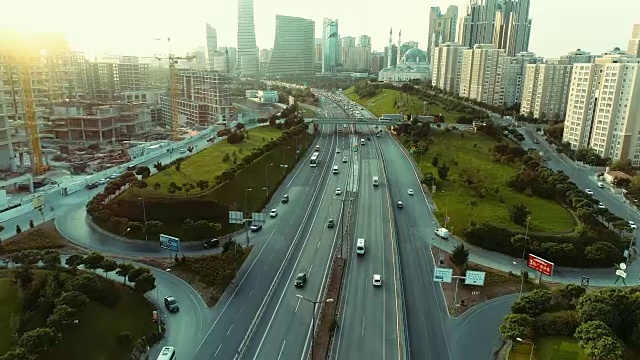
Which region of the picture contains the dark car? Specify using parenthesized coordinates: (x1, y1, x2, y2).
(126, 165, 137, 171)
(367, 136, 371, 140)
(85, 182, 99, 190)
(282, 195, 289, 203)
(164, 296, 179, 312)
(203, 238, 220, 249)
(250, 224, 263, 232)
(294, 273, 307, 287)
(327, 219, 335, 228)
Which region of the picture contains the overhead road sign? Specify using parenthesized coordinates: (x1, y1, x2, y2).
(433, 268, 453, 283)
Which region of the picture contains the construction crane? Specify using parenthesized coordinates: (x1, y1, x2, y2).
(4, 48, 47, 175)
(154, 37, 194, 141)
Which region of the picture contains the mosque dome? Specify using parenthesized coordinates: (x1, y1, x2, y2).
(403, 48, 427, 63)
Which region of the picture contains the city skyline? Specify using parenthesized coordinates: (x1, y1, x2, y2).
(1, 0, 639, 59)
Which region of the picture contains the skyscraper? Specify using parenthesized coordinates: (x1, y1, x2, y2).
(493, 0, 532, 56)
(628, 24, 640, 57)
(322, 18, 339, 73)
(267, 15, 315, 76)
(237, 0, 259, 76)
(206, 24, 217, 70)
(427, 6, 458, 64)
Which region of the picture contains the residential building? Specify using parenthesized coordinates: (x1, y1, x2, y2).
(427, 5, 458, 64)
(340, 36, 356, 68)
(206, 24, 217, 70)
(322, 19, 339, 73)
(257, 90, 278, 103)
(493, 0, 532, 56)
(213, 47, 236, 73)
(48, 102, 151, 145)
(259, 48, 272, 70)
(237, 0, 259, 76)
(371, 53, 386, 72)
(84, 57, 150, 102)
(459, 44, 505, 106)
(378, 48, 431, 83)
(627, 24, 640, 57)
(342, 36, 371, 70)
(159, 69, 231, 127)
(562, 52, 640, 164)
(561, 49, 595, 64)
(0, 100, 17, 170)
(315, 44, 323, 63)
(500, 51, 542, 107)
(458, 0, 498, 48)
(519, 59, 573, 119)
(431, 42, 468, 95)
(267, 15, 315, 76)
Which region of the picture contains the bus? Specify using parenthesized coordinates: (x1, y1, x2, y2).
(310, 152, 320, 167)
(157, 346, 175, 360)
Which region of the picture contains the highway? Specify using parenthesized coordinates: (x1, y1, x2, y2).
(332, 124, 405, 360)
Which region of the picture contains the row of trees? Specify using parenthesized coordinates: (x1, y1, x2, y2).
(2, 250, 158, 360)
(500, 286, 640, 360)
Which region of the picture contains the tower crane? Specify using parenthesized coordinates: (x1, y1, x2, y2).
(154, 37, 194, 141)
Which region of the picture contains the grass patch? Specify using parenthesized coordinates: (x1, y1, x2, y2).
(344, 87, 467, 122)
(122, 126, 282, 198)
(0, 279, 20, 354)
(0, 223, 68, 255)
(511, 336, 640, 360)
(421, 131, 574, 234)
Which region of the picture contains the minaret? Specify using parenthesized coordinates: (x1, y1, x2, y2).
(387, 27, 393, 68)
(397, 30, 402, 65)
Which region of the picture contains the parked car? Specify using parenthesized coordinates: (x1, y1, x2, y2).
(203, 238, 220, 248)
(295, 273, 307, 287)
(164, 296, 179, 312)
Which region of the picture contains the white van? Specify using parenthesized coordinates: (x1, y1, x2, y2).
(360, 139, 365, 145)
(373, 176, 379, 186)
(435, 228, 450, 239)
(332, 165, 339, 174)
(356, 238, 366, 255)
(157, 347, 176, 360)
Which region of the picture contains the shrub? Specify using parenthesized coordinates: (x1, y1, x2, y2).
(534, 310, 579, 336)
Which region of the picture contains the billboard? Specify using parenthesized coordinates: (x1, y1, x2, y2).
(159, 234, 180, 252)
(527, 254, 554, 277)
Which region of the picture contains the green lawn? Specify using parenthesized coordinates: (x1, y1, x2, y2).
(0, 279, 20, 354)
(419, 131, 575, 234)
(344, 87, 466, 122)
(125, 126, 282, 198)
(510, 337, 587, 360)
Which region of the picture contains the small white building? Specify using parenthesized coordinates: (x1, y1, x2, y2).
(378, 47, 432, 83)
(258, 90, 278, 103)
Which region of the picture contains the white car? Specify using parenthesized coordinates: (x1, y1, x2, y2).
(435, 228, 450, 239)
(585, 189, 594, 195)
(597, 182, 605, 188)
(342, 157, 347, 163)
(597, 202, 605, 209)
(372, 274, 382, 286)
(269, 209, 278, 218)
(336, 149, 341, 153)
(335, 188, 342, 196)
(629, 221, 637, 230)
(407, 189, 414, 196)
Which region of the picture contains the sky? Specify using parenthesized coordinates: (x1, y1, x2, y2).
(1, 0, 639, 59)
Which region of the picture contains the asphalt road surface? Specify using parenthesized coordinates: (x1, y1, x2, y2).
(380, 130, 453, 360)
(333, 124, 404, 360)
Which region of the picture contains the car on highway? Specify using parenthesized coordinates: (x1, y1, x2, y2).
(327, 219, 335, 228)
(335, 188, 342, 195)
(342, 157, 347, 163)
(343, 124, 347, 128)
(597, 202, 605, 209)
(407, 189, 414, 196)
(598, 182, 605, 188)
(397, 201, 403, 208)
(250, 224, 263, 232)
(585, 189, 594, 195)
(435, 228, 450, 239)
(179, 148, 187, 153)
(294, 273, 307, 287)
(109, 173, 121, 179)
(336, 149, 341, 153)
(98, 178, 108, 185)
(269, 209, 278, 218)
(126, 165, 137, 171)
(282, 195, 289, 203)
(315, 145, 320, 151)
(85, 182, 99, 189)
(629, 221, 637, 230)
(164, 296, 179, 312)
(372, 274, 382, 286)
(367, 136, 371, 140)
(203, 238, 220, 248)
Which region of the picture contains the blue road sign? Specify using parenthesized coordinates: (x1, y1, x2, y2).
(159, 234, 180, 252)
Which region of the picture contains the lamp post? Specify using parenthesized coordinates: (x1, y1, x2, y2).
(296, 295, 333, 360)
(244, 188, 253, 246)
(138, 198, 148, 241)
(265, 163, 273, 194)
(515, 216, 531, 298)
(516, 338, 535, 360)
(243, 188, 253, 218)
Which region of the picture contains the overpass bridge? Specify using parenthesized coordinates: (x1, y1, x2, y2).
(305, 117, 405, 125)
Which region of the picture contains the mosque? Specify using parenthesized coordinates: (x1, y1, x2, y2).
(378, 28, 432, 83)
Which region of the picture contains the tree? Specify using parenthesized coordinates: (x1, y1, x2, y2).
(18, 327, 60, 356)
(116, 263, 135, 284)
(42, 251, 61, 269)
(100, 259, 118, 278)
(196, 180, 210, 191)
(0, 348, 32, 360)
(83, 252, 105, 272)
(509, 203, 531, 226)
(511, 289, 552, 316)
(135, 180, 148, 189)
(499, 313, 534, 340)
(152, 182, 161, 192)
(55, 291, 89, 311)
(29, 220, 34, 228)
(46, 305, 78, 328)
(175, 161, 182, 171)
(576, 291, 621, 331)
(582, 337, 625, 360)
(450, 244, 470, 268)
(574, 321, 617, 346)
(16, 225, 22, 234)
(182, 182, 195, 194)
(510, 234, 529, 252)
(437, 164, 450, 180)
(431, 156, 439, 167)
(128, 267, 151, 283)
(13, 265, 34, 292)
(65, 254, 84, 271)
(134, 273, 157, 294)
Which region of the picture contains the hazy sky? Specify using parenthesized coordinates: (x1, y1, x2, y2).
(1, 0, 638, 59)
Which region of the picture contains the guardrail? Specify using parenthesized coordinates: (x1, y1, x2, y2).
(374, 131, 410, 360)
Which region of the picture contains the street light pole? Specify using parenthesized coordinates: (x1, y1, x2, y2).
(244, 188, 252, 246)
(296, 295, 333, 360)
(265, 163, 273, 194)
(138, 198, 148, 241)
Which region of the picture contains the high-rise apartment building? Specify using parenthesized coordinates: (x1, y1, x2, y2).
(315, 44, 323, 63)
(458, 0, 497, 48)
(371, 53, 386, 72)
(267, 15, 315, 76)
(322, 19, 339, 73)
(500, 51, 542, 107)
(206, 24, 217, 70)
(237, 0, 259, 76)
(562, 53, 640, 164)
(432, 42, 468, 94)
(213, 47, 236, 73)
(561, 49, 594, 64)
(493, 0, 531, 56)
(259, 49, 272, 63)
(519, 59, 573, 119)
(427, 6, 458, 65)
(84, 56, 150, 102)
(627, 24, 640, 57)
(459, 44, 505, 106)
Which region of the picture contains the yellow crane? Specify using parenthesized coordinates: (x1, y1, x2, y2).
(154, 37, 194, 141)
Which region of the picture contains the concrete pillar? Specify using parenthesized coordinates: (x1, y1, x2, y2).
(18, 152, 24, 166)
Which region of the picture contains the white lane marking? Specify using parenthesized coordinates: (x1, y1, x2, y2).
(361, 316, 366, 337)
(214, 344, 222, 357)
(308, 263, 314, 275)
(277, 341, 287, 360)
(295, 297, 301, 314)
(195, 130, 330, 354)
(227, 324, 234, 335)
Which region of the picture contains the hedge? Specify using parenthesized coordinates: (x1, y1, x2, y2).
(534, 310, 580, 337)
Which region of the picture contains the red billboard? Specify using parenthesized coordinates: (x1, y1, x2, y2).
(527, 254, 554, 277)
